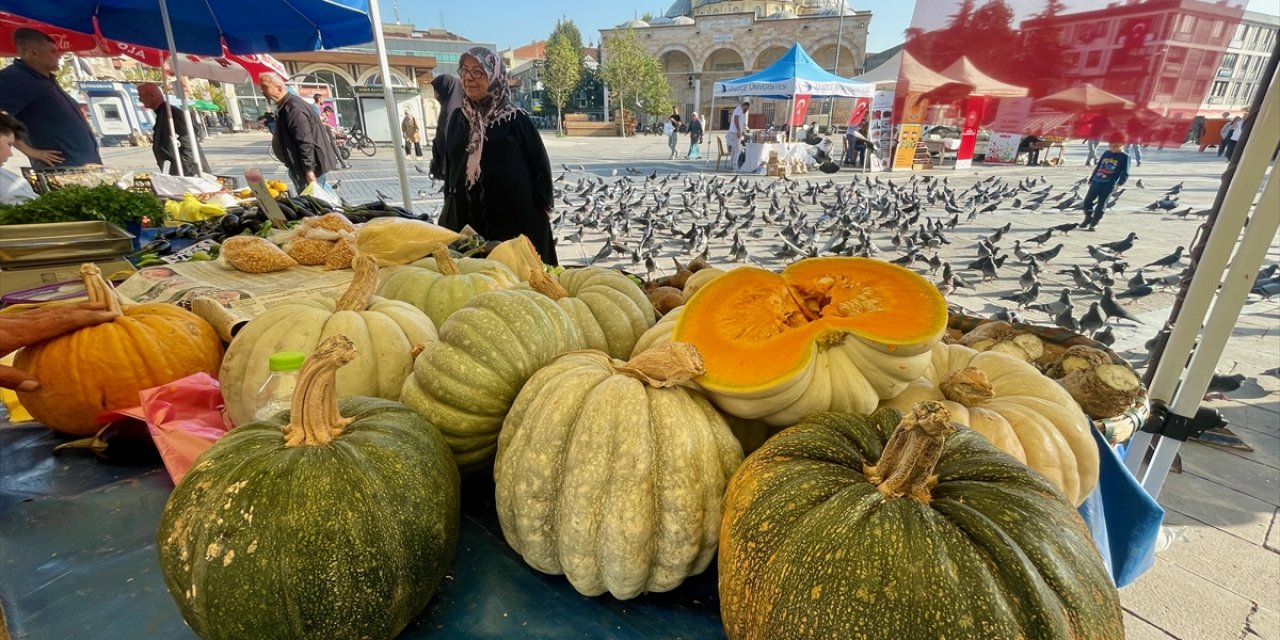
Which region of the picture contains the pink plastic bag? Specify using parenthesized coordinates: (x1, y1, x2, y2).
(102, 373, 233, 485)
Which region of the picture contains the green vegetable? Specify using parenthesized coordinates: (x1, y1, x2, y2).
(0, 185, 162, 228)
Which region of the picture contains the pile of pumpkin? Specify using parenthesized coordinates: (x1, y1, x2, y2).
(11, 243, 1126, 639)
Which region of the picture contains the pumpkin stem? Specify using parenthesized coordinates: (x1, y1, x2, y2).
(283, 335, 356, 447)
(429, 243, 460, 276)
(939, 367, 996, 405)
(334, 255, 378, 312)
(865, 401, 955, 503)
(613, 343, 705, 388)
(528, 269, 570, 300)
(79, 263, 125, 314)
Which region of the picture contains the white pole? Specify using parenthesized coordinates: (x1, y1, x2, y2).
(829, 8, 846, 130)
(158, 0, 201, 177)
(1124, 62, 1280, 473)
(367, 1, 414, 212)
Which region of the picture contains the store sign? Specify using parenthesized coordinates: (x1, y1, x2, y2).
(892, 124, 923, 172)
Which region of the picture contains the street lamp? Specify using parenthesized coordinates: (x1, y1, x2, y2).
(827, 2, 847, 130)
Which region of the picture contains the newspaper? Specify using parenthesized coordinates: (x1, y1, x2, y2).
(116, 261, 354, 339)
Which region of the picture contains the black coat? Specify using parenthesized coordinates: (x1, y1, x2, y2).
(151, 104, 205, 176)
(442, 110, 557, 266)
(271, 92, 338, 187)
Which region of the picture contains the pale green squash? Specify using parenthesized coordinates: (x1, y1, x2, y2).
(377, 245, 518, 327)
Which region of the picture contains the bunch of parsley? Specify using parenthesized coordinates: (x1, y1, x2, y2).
(0, 185, 162, 228)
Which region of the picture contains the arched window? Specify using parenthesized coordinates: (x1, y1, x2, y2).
(298, 69, 357, 128)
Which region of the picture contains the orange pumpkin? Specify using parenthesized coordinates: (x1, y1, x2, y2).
(15, 264, 224, 435)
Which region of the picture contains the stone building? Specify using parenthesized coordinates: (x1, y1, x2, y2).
(1200, 10, 1278, 116)
(599, 0, 870, 131)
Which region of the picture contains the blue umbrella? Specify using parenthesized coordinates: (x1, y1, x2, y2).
(0, 0, 414, 208)
(0, 0, 373, 55)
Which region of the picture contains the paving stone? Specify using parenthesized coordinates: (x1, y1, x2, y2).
(1120, 558, 1255, 640)
(1124, 611, 1177, 639)
(1267, 509, 1280, 553)
(1160, 471, 1276, 545)
(1158, 511, 1280, 606)
(1179, 441, 1280, 506)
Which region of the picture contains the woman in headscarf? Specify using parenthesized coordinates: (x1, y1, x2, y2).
(443, 47, 556, 265)
(430, 74, 464, 228)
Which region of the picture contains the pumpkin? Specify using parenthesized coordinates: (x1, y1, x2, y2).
(633, 257, 947, 426)
(400, 288, 586, 472)
(220, 255, 436, 426)
(879, 343, 1098, 505)
(719, 402, 1123, 640)
(377, 243, 518, 327)
(15, 264, 223, 435)
(158, 336, 460, 640)
(681, 266, 726, 302)
(524, 268, 655, 359)
(494, 344, 743, 599)
(485, 234, 544, 281)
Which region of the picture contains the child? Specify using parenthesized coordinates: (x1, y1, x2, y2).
(664, 114, 681, 160)
(1080, 134, 1130, 231)
(0, 111, 38, 204)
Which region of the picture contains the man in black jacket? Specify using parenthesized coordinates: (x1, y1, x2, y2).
(257, 73, 338, 191)
(138, 83, 207, 176)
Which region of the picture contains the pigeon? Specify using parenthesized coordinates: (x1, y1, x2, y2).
(1100, 232, 1138, 256)
(1027, 229, 1054, 246)
(1144, 246, 1186, 269)
(1000, 282, 1040, 308)
(1100, 287, 1143, 324)
(1093, 324, 1116, 347)
(1204, 372, 1246, 400)
(1051, 222, 1078, 235)
(1019, 264, 1038, 291)
(1087, 245, 1119, 263)
(330, 179, 342, 190)
(1117, 284, 1155, 299)
(1054, 305, 1079, 332)
(376, 189, 392, 201)
(1135, 179, 1145, 189)
(1079, 302, 1105, 336)
(587, 242, 614, 266)
(1029, 243, 1063, 264)
(414, 163, 427, 175)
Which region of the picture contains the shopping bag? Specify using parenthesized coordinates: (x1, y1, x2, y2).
(301, 180, 342, 207)
(100, 372, 234, 485)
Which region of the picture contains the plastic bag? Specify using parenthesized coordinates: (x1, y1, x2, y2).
(301, 180, 342, 208)
(354, 217, 461, 266)
(100, 372, 233, 485)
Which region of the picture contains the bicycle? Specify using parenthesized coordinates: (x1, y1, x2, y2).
(347, 126, 377, 157)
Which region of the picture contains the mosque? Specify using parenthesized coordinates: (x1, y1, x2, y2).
(599, 0, 871, 130)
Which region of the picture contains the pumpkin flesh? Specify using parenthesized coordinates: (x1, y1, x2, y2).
(719, 404, 1122, 640)
(667, 258, 946, 424)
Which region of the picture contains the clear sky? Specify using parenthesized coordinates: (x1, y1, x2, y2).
(381, 0, 1278, 54)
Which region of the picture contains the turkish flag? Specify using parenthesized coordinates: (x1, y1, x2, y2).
(847, 97, 871, 126)
(791, 94, 812, 126)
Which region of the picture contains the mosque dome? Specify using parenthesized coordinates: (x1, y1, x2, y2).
(665, 0, 693, 18)
(649, 16, 676, 25)
(766, 9, 798, 19)
(671, 16, 696, 25)
(618, 18, 650, 28)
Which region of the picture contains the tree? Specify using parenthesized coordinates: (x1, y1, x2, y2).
(599, 28, 657, 136)
(543, 18, 583, 134)
(637, 56, 673, 119)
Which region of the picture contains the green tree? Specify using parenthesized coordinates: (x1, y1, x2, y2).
(637, 56, 673, 118)
(599, 28, 663, 136)
(122, 65, 165, 84)
(543, 18, 584, 134)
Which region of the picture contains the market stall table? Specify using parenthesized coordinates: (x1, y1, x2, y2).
(0, 412, 1162, 638)
(740, 142, 812, 175)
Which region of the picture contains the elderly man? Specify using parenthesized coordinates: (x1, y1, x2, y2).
(137, 83, 206, 176)
(0, 28, 101, 168)
(257, 73, 337, 191)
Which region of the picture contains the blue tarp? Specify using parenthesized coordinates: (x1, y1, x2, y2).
(713, 43, 874, 100)
(0, 0, 374, 55)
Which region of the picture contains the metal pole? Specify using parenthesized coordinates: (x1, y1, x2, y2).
(828, 8, 846, 130)
(367, 0, 414, 212)
(158, 0, 200, 177)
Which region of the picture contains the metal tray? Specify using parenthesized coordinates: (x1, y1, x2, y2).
(0, 221, 135, 267)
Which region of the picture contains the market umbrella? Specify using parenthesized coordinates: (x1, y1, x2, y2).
(937, 56, 1028, 98)
(1035, 83, 1136, 113)
(0, 0, 413, 209)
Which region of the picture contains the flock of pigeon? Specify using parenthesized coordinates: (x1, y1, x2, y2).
(531, 167, 1238, 347)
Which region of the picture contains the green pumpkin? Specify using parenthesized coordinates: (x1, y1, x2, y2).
(523, 267, 656, 360)
(377, 245, 518, 327)
(719, 402, 1122, 640)
(220, 255, 437, 426)
(158, 336, 460, 640)
(400, 288, 586, 472)
(495, 344, 742, 599)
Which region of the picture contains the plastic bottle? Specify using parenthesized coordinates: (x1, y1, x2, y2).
(253, 352, 306, 422)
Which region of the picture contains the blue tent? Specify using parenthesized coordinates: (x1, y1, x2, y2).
(713, 43, 873, 100)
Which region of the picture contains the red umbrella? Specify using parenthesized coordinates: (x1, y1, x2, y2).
(0, 12, 283, 82)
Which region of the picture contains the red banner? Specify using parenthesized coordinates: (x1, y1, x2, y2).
(847, 97, 871, 126)
(955, 95, 989, 169)
(791, 94, 812, 126)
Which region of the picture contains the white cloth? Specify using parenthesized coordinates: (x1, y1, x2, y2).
(728, 106, 746, 135)
(0, 167, 36, 204)
(663, 121, 675, 136)
(1225, 121, 1242, 141)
